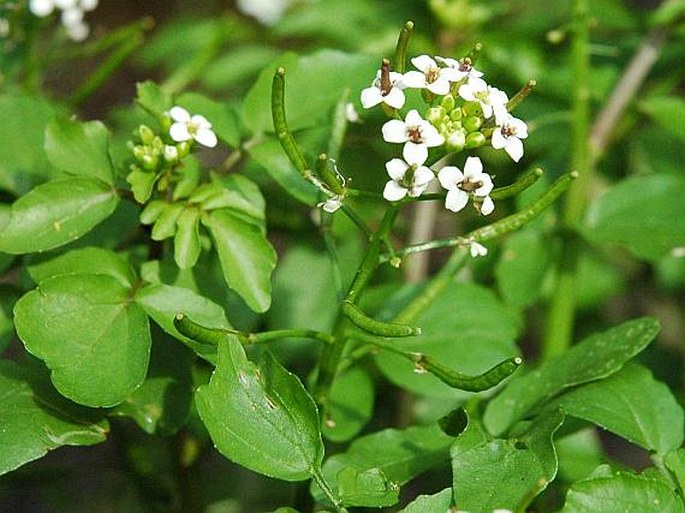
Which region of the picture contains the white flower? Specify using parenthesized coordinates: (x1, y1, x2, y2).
(437, 156, 495, 215)
(383, 158, 434, 202)
(360, 69, 406, 110)
(168, 106, 218, 148)
(469, 240, 488, 257)
(29, 0, 55, 17)
(491, 113, 528, 162)
(401, 55, 462, 95)
(318, 195, 344, 213)
(29, 0, 99, 41)
(458, 77, 509, 123)
(236, 0, 291, 25)
(382, 109, 445, 165)
(435, 56, 484, 81)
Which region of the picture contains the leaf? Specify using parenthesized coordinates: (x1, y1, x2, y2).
(195, 337, 324, 481)
(174, 207, 201, 269)
(201, 45, 280, 92)
(111, 330, 194, 435)
(14, 274, 151, 407)
(27, 247, 136, 287)
(0, 178, 119, 254)
(375, 283, 522, 397)
(556, 429, 604, 482)
(336, 467, 398, 507)
(639, 96, 685, 141)
(176, 92, 241, 148)
(202, 208, 276, 313)
(452, 409, 564, 512)
(134, 282, 231, 363)
(322, 366, 374, 442)
(247, 137, 318, 205)
(136, 80, 173, 117)
(484, 317, 660, 436)
(665, 449, 685, 494)
(583, 174, 685, 261)
(242, 49, 376, 134)
(399, 488, 452, 512)
(0, 286, 19, 355)
(44, 117, 115, 185)
(0, 93, 58, 196)
(553, 363, 684, 454)
(316, 424, 453, 507)
(559, 464, 685, 513)
(0, 360, 108, 476)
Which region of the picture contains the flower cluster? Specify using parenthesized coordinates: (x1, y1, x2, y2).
(29, 0, 98, 41)
(126, 106, 218, 203)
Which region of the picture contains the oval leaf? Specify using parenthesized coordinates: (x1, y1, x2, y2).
(195, 337, 323, 481)
(0, 177, 119, 254)
(14, 274, 151, 407)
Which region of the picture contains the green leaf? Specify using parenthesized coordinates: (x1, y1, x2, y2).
(639, 96, 685, 141)
(111, 330, 194, 435)
(198, 175, 266, 223)
(665, 449, 685, 494)
(375, 283, 522, 397)
(560, 465, 685, 513)
(495, 229, 551, 309)
(14, 274, 151, 407)
(127, 168, 158, 204)
(399, 488, 452, 512)
(44, 117, 115, 185)
(317, 425, 453, 507)
(0, 93, 58, 195)
(336, 467, 398, 507)
(176, 92, 241, 148)
(0, 286, 19, 355)
(484, 317, 660, 436)
(247, 137, 318, 205)
(27, 247, 136, 287)
(203, 208, 276, 313)
(452, 409, 564, 512)
(174, 207, 201, 269)
(322, 366, 374, 443)
(201, 45, 280, 92)
(583, 174, 685, 261)
(134, 282, 230, 363)
(0, 178, 119, 254)
(556, 429, 604, 482)
(195, 337, 324, 481)
(136, 80, 173, 117)
(151, 202, 184, 241)
(0, 360, 108, 476)
(242, 49, 376, 134)
(553, 363, 684, 454)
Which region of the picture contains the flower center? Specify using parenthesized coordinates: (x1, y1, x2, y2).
(425, 67, 440, 84)
(406, 125, 424, 143)
(458, 179, 483, 193)
(501, 124, 516, 138)
(459, 58, 473, 73)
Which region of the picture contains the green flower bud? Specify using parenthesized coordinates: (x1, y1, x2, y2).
(426, 106, 447, 127)
(138, 125, 155, 145)
(160, 112, 172, 133)
(163, 145, 180, 165)
(445, 129, 466, 152)
(141, 154, 159, 171)
(463, 116, 483, 132)
(440, 94, 456, 112)
(463, 101, 483, 117)
(177, 141, 192, 158)
(449, 108, 463, 122)
(465, 131, 486, 149)
(132, 145, 147, 163)
(152, 135, 164, 153)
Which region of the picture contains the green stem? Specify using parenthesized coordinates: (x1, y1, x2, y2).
(314, 205, 400, 407)
(543, 0, 591, 358)
(311, 467, 347, 513)
(242, 329, 335, 345)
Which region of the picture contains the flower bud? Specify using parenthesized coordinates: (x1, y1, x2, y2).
(177, 141, 192, 158)
(163, 145, 180, 165)
(440, 94, 456, 112)
(465, 131, 486, 149)
(462, 101, 483, 117)
(463, 116, 483, 133)
(426, 106, 446, 127)
(152, 135, 164, 153)
(449, 108, 463, 122)
(138, 125, 155, 145)
(445, 129, 466, 152)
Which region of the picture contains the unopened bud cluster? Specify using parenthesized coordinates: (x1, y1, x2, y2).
(426, 95, 491, 153)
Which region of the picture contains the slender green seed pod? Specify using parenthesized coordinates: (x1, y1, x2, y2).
(174, 313, 230, 345)
(490, 168, 544, 200)
(316, 153, 345, 195)
(465, 42, 483, 67)
(271, 68, 310, 175)
(417, 355, 523, 391)
(342, 300, 422, 338)
(394, 21, 414, 73)
(507, 79, 537, 113)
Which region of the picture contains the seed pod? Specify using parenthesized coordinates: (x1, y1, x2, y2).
(174, 313, 228, 345)
(418, 355, 523, 391)
(342, 300, 422, 338)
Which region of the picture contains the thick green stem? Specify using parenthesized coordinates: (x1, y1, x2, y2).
(314, 206, 400, 407)
(543, 0, 590, 358)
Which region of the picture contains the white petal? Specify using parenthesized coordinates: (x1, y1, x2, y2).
(439, 67, 463, 82)
(413, 166, 435, 186)
(479, 195, 495, 215)
(65, 20, 89, 41)
(388, 71, 406, 87)
(470, 241, 488, 257)
(30, 0, 55, 16)
(410, 55, 437, 73)
(435, 55, 458, 67)
(360, 87, 383, 108)
(383, 88, 406, 109)
(320, 197, 342, 213)
(385, 158, 408, 181)
(421, 125, 445, 147)
(402, 142, 428, 166)
(383, 181, 408, 202)
(426, 77, 451, 96)
(169, 106, 190, 123)
(61, 7, 83, 26)
(195, 128, 218, 148)
(80, 0, 98, 11)
(399, 71, 427, 89)
(511, 117, 528, 138)
(381, 119, 407, 143)
(445, 189, 469, 212)
(463, 156, 483, 180)
(491, 129, 507, 150)
(191, 114, 212, 129)
(404, 109, 424, 126)
(505, 137, 524, 162)
(458, 83, 476, 102)
(345, 103, 361, 123)
(408, 183, 429, 198)
(437, 166, 464, 190)
(169, 123, 192, 142)
(475, 174, 494, 196)
(54, 0, 77, 8)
